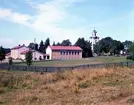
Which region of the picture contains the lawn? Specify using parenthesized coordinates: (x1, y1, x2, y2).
(16, 56, 128, 67)
(0, 67, 134, 105)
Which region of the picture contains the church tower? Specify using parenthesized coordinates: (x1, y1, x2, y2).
(90, 28, 99, 52)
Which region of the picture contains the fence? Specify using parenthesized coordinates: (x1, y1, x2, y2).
(0, 61, 134, 72)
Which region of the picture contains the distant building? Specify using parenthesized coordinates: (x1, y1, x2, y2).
(46, 46, 82, 60)
(6, 45, 49, 60)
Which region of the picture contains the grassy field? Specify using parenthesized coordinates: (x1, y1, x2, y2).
(0, 67, 134, 105)
(16, 56, 127, 67)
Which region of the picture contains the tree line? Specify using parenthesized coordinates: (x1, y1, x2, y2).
(0, 37, 133, 63)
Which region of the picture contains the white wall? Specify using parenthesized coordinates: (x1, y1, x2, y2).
(11, 46, 29, 59)
(20, 54, 25, 60)
(46, 46, 52, 60)
(11, 50, 19, 59)
(33, 51, 44, 60)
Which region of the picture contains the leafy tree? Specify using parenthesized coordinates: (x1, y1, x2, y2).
(129, 42, 134, 53)
(0, 46, 5, 63)
(8, 57, 13, 71)
(9, 57, 13, 66)
(94, 37, 124, 55)
(25, 51, 33, 66)
(111, 40, 124, 55)
(28, 43, 38, 50)
(61, 39, 72, 46)
(127, 43, 134, 61)
(4, 48, 11, 54)
(75, 38, 92, 57)
(122, 40, 132, 50)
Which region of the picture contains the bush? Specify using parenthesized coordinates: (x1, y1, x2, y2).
(127, 54, 134, 61)
(127, 55, 132, 60)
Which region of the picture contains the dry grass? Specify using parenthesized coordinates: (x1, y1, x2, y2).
(0, 67, 134, 105)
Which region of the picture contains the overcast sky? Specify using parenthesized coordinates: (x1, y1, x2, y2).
(0, 0, 134, 48)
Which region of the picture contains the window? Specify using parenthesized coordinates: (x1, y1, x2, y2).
(60, 52, 62, 55)
(72, 52, 74, 55)
(63, 52, 65, 55)
(75, 52, 77, 55)
(77, 52, 79, 55)
(69, 52, 71, 55)
(66, 52, 68, 55)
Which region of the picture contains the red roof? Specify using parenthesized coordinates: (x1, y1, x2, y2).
(49, 46, 82, 51)
(20, 50, 30, 54)
(11, 45, 24, 50)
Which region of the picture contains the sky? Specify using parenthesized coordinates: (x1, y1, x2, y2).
(0, 0, 134, 48)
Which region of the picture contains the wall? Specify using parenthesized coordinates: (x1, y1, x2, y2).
(18, 47, 29, 59)
(11, 46, 29, 59)
(11, 50, 19, 59)
(20, 54, 25, 60)
(46, 47, 52, 60)
(33, 51, 44, 60)
(52, 50, 82, 60)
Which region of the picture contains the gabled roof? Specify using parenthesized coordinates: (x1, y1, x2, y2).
(20, 50, 49, 56)
(11, 45, 25, 50)
(20, 50, 30, 54)
(49, 46, 82, 51)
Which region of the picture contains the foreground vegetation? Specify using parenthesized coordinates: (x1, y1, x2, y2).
(0, 67, 134, 105)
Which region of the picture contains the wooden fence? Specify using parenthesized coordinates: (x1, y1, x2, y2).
(0, 61, 134, 72)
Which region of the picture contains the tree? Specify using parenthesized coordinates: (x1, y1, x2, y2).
(111, 40, 124, 55)
(0, 46, 5, 63)
(56, 42, 61, 46)
(39, 40, 45, 53)
(127, 43, 134, 61)
(44, 38, 50, 52)
(25, 51, 33, 66)
(122, 40, 132, 50)
(53, 41, 56, 46)
(28, 43, 38, 50)
(61, 39, 72, 46)
(94, 37, 124, 55)
(8, 57, 13, 71)
(75, 38, 92, 57)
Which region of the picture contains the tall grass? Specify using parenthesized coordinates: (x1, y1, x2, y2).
(0, 67, 134, 105)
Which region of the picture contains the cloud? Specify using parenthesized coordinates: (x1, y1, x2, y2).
(0, 0, 88, 44)
(0, 8, 31, 25)
(0, 8, 11, 18)
(29, 0, 88, 43)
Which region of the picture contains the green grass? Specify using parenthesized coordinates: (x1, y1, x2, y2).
(15, 56, 127, 67)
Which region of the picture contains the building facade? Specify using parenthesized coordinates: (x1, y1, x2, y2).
(46, 46, 82, 60)
(8, 45, 49, 60)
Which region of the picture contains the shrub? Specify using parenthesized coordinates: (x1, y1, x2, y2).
(126, 55, 132, 60)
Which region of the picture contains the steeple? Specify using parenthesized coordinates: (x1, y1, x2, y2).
(90, 28, 100, 53)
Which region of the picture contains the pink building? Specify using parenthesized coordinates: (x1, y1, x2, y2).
(46, 46, 82, 60)
(7, 45, 48, 60)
